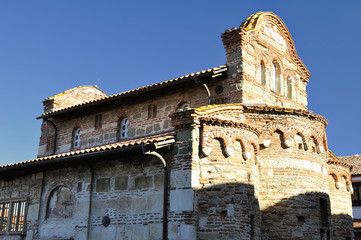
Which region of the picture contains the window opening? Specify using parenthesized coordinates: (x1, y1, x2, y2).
(352, 182, 361, 206)
(176, 102, 190, 112)
(287, 77, 293, 99)
(272, 61, 281, 93)
(95, 114, 102, 130)
(0, 200, 26, 234)
(260, 61, 266, 86)
(120, 118, 129, 139)
(148, 104, 157, 119)
(73, 128, 81, 148)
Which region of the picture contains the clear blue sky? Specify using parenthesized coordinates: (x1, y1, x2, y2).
(0, 1, 360, 165)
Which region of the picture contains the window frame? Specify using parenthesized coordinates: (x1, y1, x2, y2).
(260, 61, 266, 86)
(352, 182, 361, 206)
(0, 198, 28, 235)
(119, 118, 129, 139)
(94, 114, 102, 130)
(72, 128, 81, 149)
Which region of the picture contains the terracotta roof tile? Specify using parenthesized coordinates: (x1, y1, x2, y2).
(40, 65, 227, 118)
(200, 117, 260, 136)
(339, 154, 361, 175)
(190, 103, 327, 125)
(0, 132, 175, 170)
(327, 150, 352, 169)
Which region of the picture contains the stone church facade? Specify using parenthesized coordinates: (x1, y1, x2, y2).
(0, 12, 353, 240)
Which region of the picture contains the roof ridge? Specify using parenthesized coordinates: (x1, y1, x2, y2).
(40, 65, 227, 118)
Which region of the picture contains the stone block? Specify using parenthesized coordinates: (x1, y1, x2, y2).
(128, 128, 135, 137)
(96, 178, 110, 192)
(147, 193, 162, 212)
(115, 176, 128, 190)
(170, 189, 193, 212)
(149, 223, 162, 240)
(170, 170, 190, 188)
(146, 125, 153, 134)
(134, 176, 153, 189)
(131, 197, 147, 213)
(154, 174, 164, 190)
(136, 128, 145, 135)
(154, 123, 161, 131)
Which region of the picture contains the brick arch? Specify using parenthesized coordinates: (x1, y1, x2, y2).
(341, 173, 351, 186)
(289, 125, 310, 141)
(329, 170, 340, 182)
(261, 123, 289, 140)
(202, 130, 233, 157)
(270, 53, 284, 73)
(283, 68, 296, 79)
(255, 53, 270, 67)
(260, 122, 293, 148)
(233, 132, 259, 161)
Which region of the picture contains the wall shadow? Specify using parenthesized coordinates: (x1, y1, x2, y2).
(195, 182, 353, 240)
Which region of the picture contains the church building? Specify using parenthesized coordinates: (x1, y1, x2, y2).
(0, 12, 353, 240)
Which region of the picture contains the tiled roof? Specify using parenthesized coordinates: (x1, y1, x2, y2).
(327, 150, 352, 169)
(39, 65, 227, 118)
(200, 117, 260, 136)
(0, 132, 175, 171)
(191, 103, 327, 125)
(339, 154, 361, 175)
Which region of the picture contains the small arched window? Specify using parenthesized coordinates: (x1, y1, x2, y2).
(176, 102, 190, 112)
(73, 128, 81, 148)
(272, 61, 281, 93)
(260, 61, 266, 86)
(287, 77, 293, 99)
(120, 118, 129, 139)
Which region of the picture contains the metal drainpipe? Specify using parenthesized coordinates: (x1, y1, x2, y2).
(43, 118, 57, 155)
(194, 75, 211, 105)
(142, 144, 169, 240)
(86, 164, 94, 240)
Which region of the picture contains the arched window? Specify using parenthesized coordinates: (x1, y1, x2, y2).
(73, 128, 81, 148)
(176, 102, 190, 112)
(120, 118, 129, 139)
(260, 61, 266, 86)
(287, 77, 293, 99)
(272, 61, 281, 93)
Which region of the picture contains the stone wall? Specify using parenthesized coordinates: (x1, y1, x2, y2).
(196, 123, 260, 240)
(89, 154, 166, 240)
(222, 13, 309, 110)
(0, 172, 43, 240)
(328, 164, 354, 239)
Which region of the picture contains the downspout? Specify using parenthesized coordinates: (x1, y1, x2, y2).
(142, 141, 173, 240)
(86, 164, 94, 239)
(43, 118, 57, 155)
(194, 75, 211, 105)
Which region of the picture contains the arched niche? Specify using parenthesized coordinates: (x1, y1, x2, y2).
(46, 186, 75, 219)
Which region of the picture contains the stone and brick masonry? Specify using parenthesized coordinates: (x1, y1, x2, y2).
(0, 11, 353, 240)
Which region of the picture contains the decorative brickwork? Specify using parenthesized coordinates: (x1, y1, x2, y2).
(0, 11, 353, 240)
